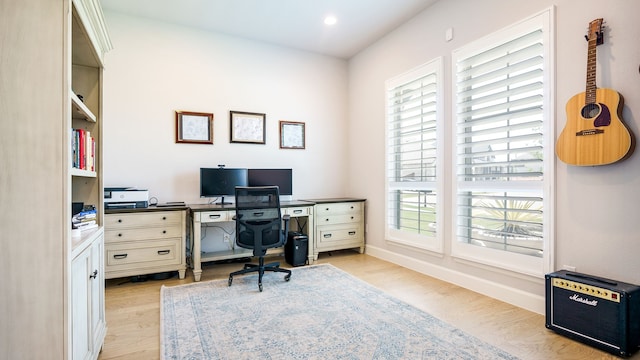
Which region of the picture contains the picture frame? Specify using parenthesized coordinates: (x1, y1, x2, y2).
(230, 111, 266, 144)
(280, 121, 305, 149)
(175, 111, 213, 144)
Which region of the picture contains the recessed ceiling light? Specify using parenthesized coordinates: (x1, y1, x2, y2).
(324, 15, 337, 26)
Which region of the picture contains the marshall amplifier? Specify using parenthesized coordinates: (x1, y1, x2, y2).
(545, 270, 640, 357)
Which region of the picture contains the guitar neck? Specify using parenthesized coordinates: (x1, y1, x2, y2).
(585, 37, 597, 103)
(584, 18, 603, 104)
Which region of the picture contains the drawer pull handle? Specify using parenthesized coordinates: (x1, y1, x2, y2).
(293, 210, 302, 214)
(253, 212, 264, 217)
(348, 231, 356, 236)
(117, 233, 123, 237)
(162, 216, 167, 220)
(89, 270, 98, 279)
(162, 230, 167, 234)
(113, 254, 128, 259)
(325, 218, 329, 222)
(117, 219, 122, 223)
(157, 250, 171, 255)
(209, 214, 221, 219)
(351, 216, 354, 220)
(325, 208, 329, 211)
(323, 234, 332, 238)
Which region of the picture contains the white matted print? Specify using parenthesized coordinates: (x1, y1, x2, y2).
(176, 111, 213, 144)
(230, 111, 265, 144)
(280, 121, 305, 149)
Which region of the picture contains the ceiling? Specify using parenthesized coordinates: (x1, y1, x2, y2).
(100, 0, 439, 59)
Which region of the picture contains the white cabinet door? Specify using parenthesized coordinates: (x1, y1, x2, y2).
(71, 246, 91, 360)
(71, 234, 106, 360)
(89, 237, 106, 357)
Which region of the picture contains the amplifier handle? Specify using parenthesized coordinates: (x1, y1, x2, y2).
(566, 272, 618, 286)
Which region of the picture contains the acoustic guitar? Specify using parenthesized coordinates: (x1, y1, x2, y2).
(556, 18, 633, 166)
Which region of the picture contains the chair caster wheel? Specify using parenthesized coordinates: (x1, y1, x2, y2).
(228, 276, 233, 286)
(259, 283, 263, 292)
(285, 274, 291, 282)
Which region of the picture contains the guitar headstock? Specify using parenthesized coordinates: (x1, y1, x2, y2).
(586, 18, 604, 45)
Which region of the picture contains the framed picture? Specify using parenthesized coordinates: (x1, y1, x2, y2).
(230, 111, 266, 144)
(280, 121, 305, 149)
(175, 111, 213, 144)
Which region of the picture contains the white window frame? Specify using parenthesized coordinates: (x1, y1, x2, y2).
(385, 57, 444, 253)
(451, 8, 555, 277)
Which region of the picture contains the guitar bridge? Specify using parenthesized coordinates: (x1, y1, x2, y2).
(576, 129, 604, 136)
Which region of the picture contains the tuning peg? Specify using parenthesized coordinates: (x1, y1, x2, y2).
(584, 35, 589, 42)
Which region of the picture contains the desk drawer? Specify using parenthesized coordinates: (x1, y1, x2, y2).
(284, 207, 310, 217)
(105, 238, 182, 269)
(105, 211, 182, 228)
(316, 202, 362, 216)
(317, 213, 362, 225)
(237, 208, 280, 221)
(317, 224, 363, 248)
(105, 226, 182, 243)
(198, 211, 231, 223)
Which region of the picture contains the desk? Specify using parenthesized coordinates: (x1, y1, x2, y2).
(189, 201, 314, 282)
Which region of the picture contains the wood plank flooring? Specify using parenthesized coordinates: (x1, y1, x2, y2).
(98, 250, 637, 360)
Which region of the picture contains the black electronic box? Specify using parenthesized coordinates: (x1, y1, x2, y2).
(285, 231, 308, 267)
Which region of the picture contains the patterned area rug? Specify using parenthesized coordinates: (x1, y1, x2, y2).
(161, 264, 518, 359)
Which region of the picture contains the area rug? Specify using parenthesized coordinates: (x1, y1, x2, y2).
(161, 264, 518, 359)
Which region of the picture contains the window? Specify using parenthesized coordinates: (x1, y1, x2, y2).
(385, 58, 443, 252)
(451, 9, 554, 276)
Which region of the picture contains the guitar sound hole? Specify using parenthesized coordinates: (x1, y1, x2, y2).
(581, 103, 600, 119)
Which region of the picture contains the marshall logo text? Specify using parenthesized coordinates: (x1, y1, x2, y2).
(569, 293, 598, 306)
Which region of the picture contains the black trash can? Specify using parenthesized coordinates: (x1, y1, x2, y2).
(285, 231, 308, 267)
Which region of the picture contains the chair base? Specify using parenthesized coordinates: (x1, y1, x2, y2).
(228, 256, 292, 292)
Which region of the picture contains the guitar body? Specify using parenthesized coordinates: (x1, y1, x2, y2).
(556, 88, 633, 166)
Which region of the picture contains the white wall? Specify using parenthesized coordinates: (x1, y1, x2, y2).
(348, 0, 640, 312)
(102, 12, 349, 204)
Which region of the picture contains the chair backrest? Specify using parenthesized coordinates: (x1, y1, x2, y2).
(234, 186, 286, 255)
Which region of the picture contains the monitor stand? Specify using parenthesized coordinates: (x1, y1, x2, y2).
(216, 196, 232, 205)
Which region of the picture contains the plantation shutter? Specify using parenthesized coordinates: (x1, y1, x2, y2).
(385, 59, 442, 251)
(454, 22, 547, 259)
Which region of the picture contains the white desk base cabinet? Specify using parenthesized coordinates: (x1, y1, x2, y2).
(304, 198, 366, 261)
(104, 207, 187, 279)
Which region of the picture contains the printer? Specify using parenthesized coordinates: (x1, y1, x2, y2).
(104, 187, 149, 209)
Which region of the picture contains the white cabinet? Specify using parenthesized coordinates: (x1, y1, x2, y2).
(1, 0, 110, 358)
(71, 231, 106, 360)
(105, 209, 188, 279)
(69, 0, 112, 358)
(310, 199, 366, 261)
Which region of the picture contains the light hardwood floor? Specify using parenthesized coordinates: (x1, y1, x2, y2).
(98, 250, 637, 360)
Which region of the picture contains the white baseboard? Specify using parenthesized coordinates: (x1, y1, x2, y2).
(365, 245, 545, 315)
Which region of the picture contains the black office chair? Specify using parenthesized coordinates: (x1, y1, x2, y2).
(228, 186, 291, 292)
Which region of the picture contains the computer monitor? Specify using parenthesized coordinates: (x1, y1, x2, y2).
(248, 168, 292, 196)
(200, 167, 248, 204)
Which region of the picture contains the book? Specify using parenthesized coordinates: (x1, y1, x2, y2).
(71, 129, 95, 171)
(73, 220, 97, 230)
(77, 223, 98, 232)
